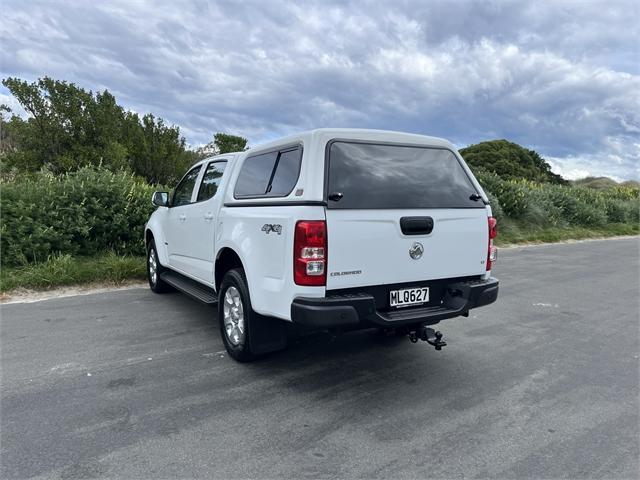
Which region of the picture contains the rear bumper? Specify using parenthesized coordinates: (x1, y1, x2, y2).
(291, 277, 499, 328)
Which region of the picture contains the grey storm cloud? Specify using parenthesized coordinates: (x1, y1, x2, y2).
(1, 0, 639, 179)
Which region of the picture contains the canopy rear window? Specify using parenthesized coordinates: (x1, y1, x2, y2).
(327, 141, 483, 209)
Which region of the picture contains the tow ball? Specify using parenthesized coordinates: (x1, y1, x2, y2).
(408, 326, 447, 350)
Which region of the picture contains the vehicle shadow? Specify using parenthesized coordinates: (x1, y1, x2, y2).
(154, 290, 490, 408)
(156, 291, 496, 451)
(157, 290, 486, 403)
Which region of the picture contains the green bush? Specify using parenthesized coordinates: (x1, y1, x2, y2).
(474, 169, 503, 194)
(1, 167, 159, 266)
(477, 171, 639, 230)
(1, 161, 638, 273)
(573, 202, 608, 227)
(521, 188, 564, 227)
(499, 182, 527, 218)
(484, 190, 504, 223)
(601, 191, 639, 224)
(627, 200, 640, 224)
(461, 139, 567, 184)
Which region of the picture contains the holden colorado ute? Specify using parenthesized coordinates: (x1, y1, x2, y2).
(145, 129, 499, 361)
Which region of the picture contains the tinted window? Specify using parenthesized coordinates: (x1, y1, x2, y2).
(327, 142, 482, 209)
(234, 151, 278, 197)
(267, 147, 302, 197)
(197, 161, 227, 202)
(172, 166, 201, 207)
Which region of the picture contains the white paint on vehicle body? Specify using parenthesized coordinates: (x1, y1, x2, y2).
(145, 128, 494, 321)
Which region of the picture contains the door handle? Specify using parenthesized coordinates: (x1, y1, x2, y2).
(400, 216, 433, 235)
(179, 214, 186, 222)
(204, 212, 214, 221)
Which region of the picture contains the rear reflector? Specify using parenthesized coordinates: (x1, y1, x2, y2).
(294, 221, 327, 286)
(487, 217, 498, 271)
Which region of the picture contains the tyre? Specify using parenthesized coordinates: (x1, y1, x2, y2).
(218, 268, 259, 362)
(147, 239, 172, 293)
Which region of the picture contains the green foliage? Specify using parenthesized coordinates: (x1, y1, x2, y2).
(495, 222, 639, 246)
(1, 77, 195, 184)
(1, 167, 159, 266)
(519, 188, 564, 227)
(493, 180, 530, 217)
(0, 106, 17, 155)
(484, 190, 504, 223)
(214, 132, 248, 154)
(476, 172, 640, 232)
(0, 252, 146, 291)
(460, 139, 567, 184)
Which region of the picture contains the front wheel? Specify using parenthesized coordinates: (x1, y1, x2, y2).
(218, 268, 258, 362)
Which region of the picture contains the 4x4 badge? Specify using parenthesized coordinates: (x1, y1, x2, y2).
(409, 242, 424, 259)
(261, 224, 282, 235)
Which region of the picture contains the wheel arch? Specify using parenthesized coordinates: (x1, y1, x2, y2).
(145, 228, 154, 249)
(144, 226, 170, 266)
(215, 247, 245, 292)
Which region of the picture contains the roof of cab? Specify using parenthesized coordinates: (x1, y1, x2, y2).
(194, 151, 241, 167)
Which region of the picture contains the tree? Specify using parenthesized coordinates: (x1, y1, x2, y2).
(1, 76, 194, 184)
(214, 132, 247, 154)
(126, 113, 194, 184)
(459, 139, 567, 184)
(0, 104, 17, 154)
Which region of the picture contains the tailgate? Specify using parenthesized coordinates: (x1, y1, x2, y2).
(326, 208, 487, 289)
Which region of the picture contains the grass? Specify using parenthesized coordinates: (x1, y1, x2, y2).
(495, 221, 639, 246)
(0, 252, 146, 293)
(1, 223, 638, 293)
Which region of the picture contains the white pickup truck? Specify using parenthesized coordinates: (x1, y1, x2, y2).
(145, 129, 499, 361)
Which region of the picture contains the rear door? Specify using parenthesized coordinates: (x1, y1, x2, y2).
(325, 141, 488, 290)
(187, 160, 228, 284)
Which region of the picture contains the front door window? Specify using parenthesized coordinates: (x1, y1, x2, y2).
(172, 166, 202, 207)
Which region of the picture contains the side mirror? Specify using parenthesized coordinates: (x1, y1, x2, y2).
(152, 191, 169, 207)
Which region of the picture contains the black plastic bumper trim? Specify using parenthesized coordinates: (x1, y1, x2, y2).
(291, 277, 499, 328)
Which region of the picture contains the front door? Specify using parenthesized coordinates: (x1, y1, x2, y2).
(165, 164, 202, 274)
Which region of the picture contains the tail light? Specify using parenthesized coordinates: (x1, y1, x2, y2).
(294, 220, 327, 286)
(487, 216, 498, 271)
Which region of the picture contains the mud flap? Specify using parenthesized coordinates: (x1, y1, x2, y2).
(250, 314, 287, 355)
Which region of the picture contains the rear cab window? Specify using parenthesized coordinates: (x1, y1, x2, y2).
(326, 141, 483, 209)
(197, 161, 227, 202)
(234, 146, 302, 199)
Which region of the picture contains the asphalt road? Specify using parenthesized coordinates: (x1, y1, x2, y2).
(1, 237, 639, 479)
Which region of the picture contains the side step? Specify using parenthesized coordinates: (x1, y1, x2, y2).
(160, 270, 217, 304)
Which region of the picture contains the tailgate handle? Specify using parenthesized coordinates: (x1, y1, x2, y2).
(400, 216, 434, 235)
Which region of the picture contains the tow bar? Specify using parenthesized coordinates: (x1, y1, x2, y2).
(408, 325, 447, 350)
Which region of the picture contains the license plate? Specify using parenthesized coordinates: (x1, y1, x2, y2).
(390, 287, 430, 308)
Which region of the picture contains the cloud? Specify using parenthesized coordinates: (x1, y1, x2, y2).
(0, 92, 26, 117)
(548, 138, 640, 181)
(1, 0, 639, 179)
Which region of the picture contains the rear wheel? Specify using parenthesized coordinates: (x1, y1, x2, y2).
(147, 240, 172, 293)
(218, 268, 258, 362)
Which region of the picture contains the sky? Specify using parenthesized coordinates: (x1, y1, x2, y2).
(1, 0, 639, 180)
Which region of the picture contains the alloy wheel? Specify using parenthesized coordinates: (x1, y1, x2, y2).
(223, 286, 245, 345)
